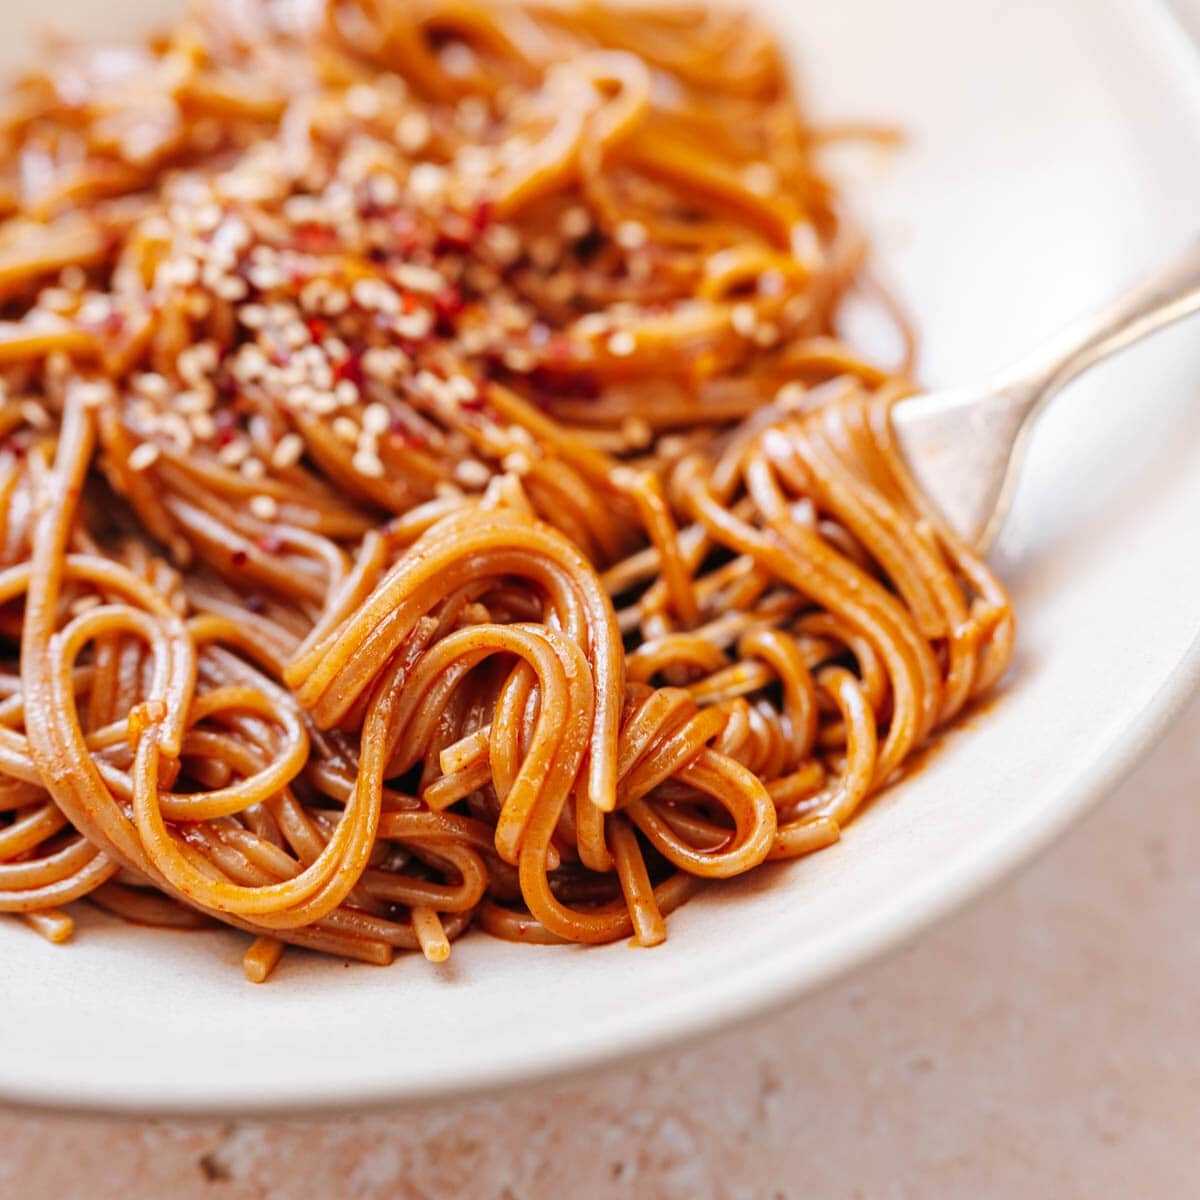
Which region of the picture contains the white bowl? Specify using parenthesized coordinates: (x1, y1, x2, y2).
(1, 0, 1199, 1116)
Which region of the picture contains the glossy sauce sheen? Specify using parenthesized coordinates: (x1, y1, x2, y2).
(0, 0, 1013, 981)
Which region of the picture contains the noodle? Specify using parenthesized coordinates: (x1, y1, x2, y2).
(0, 0, 1013, 979)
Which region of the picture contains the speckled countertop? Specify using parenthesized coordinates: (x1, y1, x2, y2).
(4, 4, 1200, 1195)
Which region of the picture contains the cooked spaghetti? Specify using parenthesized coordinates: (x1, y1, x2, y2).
(0, 0, 1013, 981)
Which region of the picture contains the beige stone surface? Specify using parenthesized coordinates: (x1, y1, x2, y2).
(4, 684, 1200, 1199)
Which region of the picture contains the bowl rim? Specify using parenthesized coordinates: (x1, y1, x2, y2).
(2, 0, 1199, 1118)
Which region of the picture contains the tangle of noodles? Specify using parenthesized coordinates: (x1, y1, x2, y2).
(0, 0, 1014, 981)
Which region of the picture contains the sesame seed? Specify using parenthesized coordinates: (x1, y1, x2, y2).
(190, 413, 216, 440)
(457, 96, 489, 135)
(240, 457, 266, 480)
(39, 288, 73, 313)
(345, 83, 382, 119)
(621, 416, 653, 448)
(363, 346, 408, 382)
(19, 400, 50, 429)
(754, 321, 780, 347)
(215, 276, 249, 302)
(446, 374, 476, 404)
(185, 292, 212, 319)
(193, 202, 223, 233)
(485, 223, 521, 265)
(351, 278, 386, 310)
(575, 313, 611, 338)
(300, 280, 329, 312)
(454, 459, 491, 488)
(248, 264, 284, 290)
(332, 416, 360, 443)
(352, 450, 385, 478)
(783, 294, 813, 324)
(614, 220, 647, 250)
(759, 269, 786, 298)
(281, 319, 311, 348)
(439, 42, 475, 78)
(160, 412, 194, 452)
(775, 382, 807, 409)
(321, 290, 349, 317)
(362, 402, 390, 435)
(334, 379, 359, 407)
(408, 163, 448, 203)
(731, 303, 758, 337)
(607, 330, 636, 357)
(396, 110, 431, 154)
(219, 440, 250, 467)
(393, 309, 433, 339)
(128, 442, 161, 472)
(501, 450, 532, 474)
(368, 173, 401, 207)
(73, 380, 112, 409)
(502, 346, 536, 372)
(179, 389, 215, 415)
(249, 494, 278, 520)
(393, 263, 445, 294)
(169, 256, 200, 287)
(268, 433, 302, 469)
(559, 206, 591, 239)
(133, 372, 170, 399)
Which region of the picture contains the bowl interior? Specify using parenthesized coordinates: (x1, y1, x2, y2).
(2, 0, 1199, 1114)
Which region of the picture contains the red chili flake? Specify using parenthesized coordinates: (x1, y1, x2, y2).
(386, 415, 426, 449)
(527, 365, 600, 402)
(101, 310, 125, 337)
(231, 549, 248, 568)
(333, 353, 363, 389)
(388, 212, 420, 255)
(433, 284, 463, 335)
(517, 922, 528, 937)
(293, 222, 336, 252)
(564, 370, 600, 399)
(306, 317, 328, 342)
(213, 409, 238, 445)
(436, 213, 475, 252)
(257, 532, 284, 554)
(471, 199, 493, 236)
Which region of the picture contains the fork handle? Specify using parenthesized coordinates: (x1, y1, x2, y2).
(1001, 236, 1200, 402)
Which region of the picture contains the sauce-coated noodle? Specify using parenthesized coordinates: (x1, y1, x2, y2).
(0, 0, 1013, 981)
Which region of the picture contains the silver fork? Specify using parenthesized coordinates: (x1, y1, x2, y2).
(891, 239, 1200, 551)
